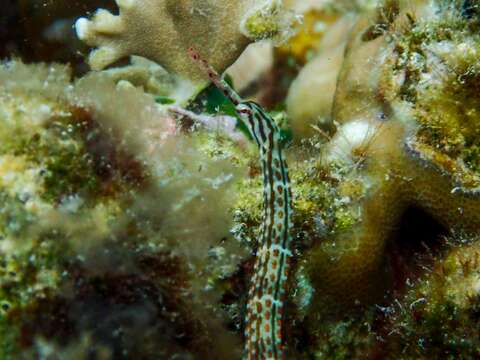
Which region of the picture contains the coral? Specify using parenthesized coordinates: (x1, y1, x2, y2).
(278, 7, 338, 65)
(290, 0, 480, 319)
(227, 42, 274, 93)
(100, 55, 177, 97)
(75, 0, 292, 92)
(285, 0, 379, 13)
(286, 14, 353, 138)
(4, 0, 480, 357)
(285, 0, 399, 139)
(165, 1, 480, 355)
(287, 236, 480, 358)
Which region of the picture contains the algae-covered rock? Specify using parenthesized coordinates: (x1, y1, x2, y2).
(0, 60, 251, 358)
(385, 239, 480, 359)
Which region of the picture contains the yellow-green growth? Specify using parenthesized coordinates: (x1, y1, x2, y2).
(243, 9, 281, 40)
(386, 239, 480, 359)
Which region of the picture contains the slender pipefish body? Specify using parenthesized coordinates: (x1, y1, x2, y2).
(188, 48, 294, 359)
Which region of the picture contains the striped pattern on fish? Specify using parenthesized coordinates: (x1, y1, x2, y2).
(188, 48, 294, 360)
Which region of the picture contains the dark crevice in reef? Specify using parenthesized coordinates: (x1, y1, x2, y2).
(462, 0, 480, 19)
(368, 208, 450, 359)
(220, 257, 253, 334)
(0, 1, 116, 75)
(387, 206, 449, 296)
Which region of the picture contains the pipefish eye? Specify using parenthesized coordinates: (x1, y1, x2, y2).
(237, 106, 251, 115)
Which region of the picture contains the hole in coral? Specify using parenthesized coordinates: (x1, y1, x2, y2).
(387, 206, 449, 295)
(462, 0, 480, 19)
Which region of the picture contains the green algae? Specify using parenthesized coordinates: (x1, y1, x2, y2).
(0, 62, 252, 356)
(385, 2, 480, 184)
(231, 174, 263, 249)
(310, 313, 377, 360)
(0, 234, 66, 304)
(29, 118, 100, 203)
(292, 155, 363, 238)
(231, 136, 362, 256)
(243, 7, 282, 41)
(0, 316, 18, 360)
(0, 233, 67, 358)
(0, 67, 142, 356)
(0, 191, 36, 238)
(384, 240, 480, 359)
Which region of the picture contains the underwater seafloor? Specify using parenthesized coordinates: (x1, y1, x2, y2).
(1, 0, 480, 359)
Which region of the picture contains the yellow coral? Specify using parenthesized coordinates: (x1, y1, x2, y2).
(278, 9, 339, 64)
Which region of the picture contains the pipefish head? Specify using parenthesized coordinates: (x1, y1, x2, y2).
(187, 46, 242, 106)
(235, 102, 255, 121)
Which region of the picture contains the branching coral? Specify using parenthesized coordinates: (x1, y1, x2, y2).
(75, 0, 292, 92)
